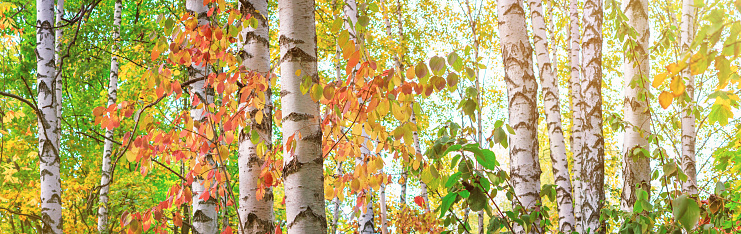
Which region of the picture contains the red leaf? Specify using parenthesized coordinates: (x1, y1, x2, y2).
(275, 224, 282, 234)
(414, 196, 425, 208)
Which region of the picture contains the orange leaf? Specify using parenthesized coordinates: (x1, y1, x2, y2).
(659, 91, 673, 109)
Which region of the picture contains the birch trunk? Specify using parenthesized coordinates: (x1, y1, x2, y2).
(279, 0, 328, 230)
(187, 1, 217, 233)
(379, 184, 388, 234)
(581, 0, 605, 231)
(37, 0, 62, 233)
(237, 0, 275, 232)
(97, 0, 122, 232)
(526, 0, 575, 232)
(567, 0, 584, 231)
(680, 0, 698, 195)
(54, 0, 63, 150)
(621, 0, 651, 211)
(394, 0, 410, 206)
(497, 0, 541, 232)
(331, 163, 342, 234)
(412, 112, 430, 213)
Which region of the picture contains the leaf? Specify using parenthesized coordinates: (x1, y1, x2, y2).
(414, 196, 426, 208)
(357, 16, 370, 27)
(446, 73, 459, 90)
(468, 187, 486, 211)
(672, 194, 700, 231)
(669, 76, 686, 96)
(652, 73, 667, 88)
(439, 192, 457, 218)
(429, 56, 446, 75)
(415, 61, 429, 79)
(445, 172, 461, 188)
(659, 91, 673, 109)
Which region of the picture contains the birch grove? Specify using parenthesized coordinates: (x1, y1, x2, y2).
(3, 0, 741, 233)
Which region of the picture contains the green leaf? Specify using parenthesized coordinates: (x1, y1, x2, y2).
(440, 192, 458, 218)
(468, 188, 487, 211)
(357, 16, 370, 28)
(250, 129, 260, 144)
(446, 172, 461, 188)
(672, 194, 700, 232)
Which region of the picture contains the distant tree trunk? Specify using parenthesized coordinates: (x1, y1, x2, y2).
(526, 0, 575, 232)
(97, 0, 122, 233)
(237, 0, 275, 232)
(497, 0, 542, 232)
(680, 0, 697, 195)
(621, 0, 651, 211)
(37, 0, 62, 233)
(279, 0, 328, 230)
(331, 162, 343, 234)
(567, 0, 584, 231)
(379, 184, 389, 234)
(186, 0, 217, 233)
(580, 0, 605, 231)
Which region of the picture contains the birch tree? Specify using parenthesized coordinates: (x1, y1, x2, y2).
(680, 0, 698, 195)
(497, 0, 542, 232)
(54, 0, 63, 153)
(237, 0, 275, 232)
(621, 0, 651, 211)
(279, 0, 328, 230)
(526, 0, 575, 231)
(187, 0, 217, 232)
(36, 0, 63, 233)
(580, 0, 605, 230)
(567, 0, 585, 231)
(97, 0, 122, 232)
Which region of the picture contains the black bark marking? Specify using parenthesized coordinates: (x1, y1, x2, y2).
(286, 206, 327, 230)
(284, 112, 314, 122)
(244, 212, 275, 233)
(280, 47, 317, 63)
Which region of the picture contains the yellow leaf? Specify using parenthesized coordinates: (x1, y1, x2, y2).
(255, 110, 263, 125)
(652, 73, 667, 88)
(659, 91, 673, 109)
(295, 69, 302, 76)
(670, 76, 686, 96)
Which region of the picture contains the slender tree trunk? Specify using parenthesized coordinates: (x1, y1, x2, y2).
(411, 112, 431, 213)
(621, 0, 651, 211)
(237, 0, 275, 232)
(181, 162, 191, 234)
(331, 162, 342, 234)
(567, 0, 584, 231)
(279, 0, 327, 230)
(379, 184, 389, 234)
(580, 0, 605, 231)
(496, 0, 541, 232)
(526, 0, 575, 232)
(395, 0, 410, 206)
(97, 0, 122, 232)
(358, 132, 375, 233)
(54, 0, 63, 151)
(680, 0, 697, 195)
(186, 1, 217, 233)
(37, 0, 62, 233)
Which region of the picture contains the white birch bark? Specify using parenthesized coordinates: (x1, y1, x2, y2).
(496, 0, 541, 232)
(279, 0, 327, 230)
(621, 0, 651, 211)
(526, 0, 575, 231)
(580, 0, 605, 231)
(54, 0, 63, 149)
(97, 0, 122, 232)
(187, 0, 217, 233)
(38, 0, 62, 233)
(567, 0, 584, 231)
(237, 0, 275, 232)
(379, 184, 388, 234)
(680, 0, 698, 195)
(411, 112, 430, 213)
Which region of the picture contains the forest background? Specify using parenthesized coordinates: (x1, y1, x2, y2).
(0, 0, 740, 233)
